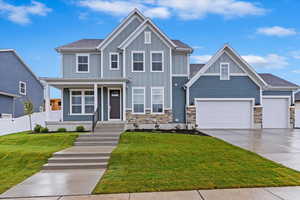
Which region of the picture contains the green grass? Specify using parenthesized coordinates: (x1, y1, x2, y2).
(94, 132, 300, 194)
(0, 131, 79, 194)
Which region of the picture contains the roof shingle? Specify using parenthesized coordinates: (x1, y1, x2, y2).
(259, 73, 298, 88)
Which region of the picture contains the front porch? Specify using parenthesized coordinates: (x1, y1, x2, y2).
(42, 78, 128, 127)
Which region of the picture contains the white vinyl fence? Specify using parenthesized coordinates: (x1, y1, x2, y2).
(0, 111, 61, 136)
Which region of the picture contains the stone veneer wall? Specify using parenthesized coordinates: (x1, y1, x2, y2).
(186, 106, 196, 125)
(290, 106, 295, 127)
(126, 109, 172, 124)
(254, 106, 262, 128)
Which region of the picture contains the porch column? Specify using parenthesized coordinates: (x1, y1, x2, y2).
(94, 84, 98, 111)
(123, 82, 126, 121)
(45, 83, 51, 121)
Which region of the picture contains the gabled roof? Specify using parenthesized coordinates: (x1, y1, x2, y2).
(56, 39, 103, 51)
(190, 64, 205, 78)
(259, 73, 298, 88)
(186, 44, 268, 88)
(0, 49, 43, 88)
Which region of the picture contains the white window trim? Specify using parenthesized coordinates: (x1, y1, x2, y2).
(144, 31, 151, 44)
(109, 52, 120, 70)
(70, 89, 94, 115)
(131, 51, 145, 72)
(19, 81, 26, 95)
(151, 87, 164, 114)
(76, 54, 89, 73)
(132, 87, 145, 114)
(220, 62, 230, 80)
(150, 51, 164, 72)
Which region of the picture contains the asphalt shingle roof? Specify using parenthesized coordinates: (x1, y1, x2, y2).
(259, 73, 298, 88)
(189, 64, 205, 78)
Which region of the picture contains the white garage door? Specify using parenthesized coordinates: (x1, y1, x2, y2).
(196, 100, 252, 129)
(262, 97, 289, 128)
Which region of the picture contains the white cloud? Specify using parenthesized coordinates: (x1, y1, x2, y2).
(257, 26, 297, 37)
(0, 0, 51, 25)
(79, 12, 88, 20)
(290, 51, 300, 59)
(78, 0, 266, 20)
(292, 69, 300, 74)
(191, 53, 289, 69)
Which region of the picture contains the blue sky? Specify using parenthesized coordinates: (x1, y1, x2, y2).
(0, 0, 300, 97)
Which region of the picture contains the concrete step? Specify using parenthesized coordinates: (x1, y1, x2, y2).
(76, 137, 119, 142)
(79, 134, 120, 138)
(43, 162, 107, 170)
(94, 129, 124, 133)
(48, 157, 109, 163)
(74, 142, 118, 146)
(53, 152, 111, 158)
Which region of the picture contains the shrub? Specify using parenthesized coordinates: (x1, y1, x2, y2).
(40, 127, 49, 133)
(34, 124, 42, 133)
(76, 126, 85, 132)
(57, 128, 67, 132)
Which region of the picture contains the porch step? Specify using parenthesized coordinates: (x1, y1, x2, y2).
(74, 142, 118, 146)
(48, 156, 109, 163)
(76, 137, 118, 142)
(42, 162, 107, 170)
(94, 128, 124, 132)
(53, 152, 111, 158)
(79, 134, 121, 138)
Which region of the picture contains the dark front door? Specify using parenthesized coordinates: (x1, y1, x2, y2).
(109, 89, 121, 120)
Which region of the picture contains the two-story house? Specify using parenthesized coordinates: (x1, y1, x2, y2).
(0, 49, 44, 118)
(42, 9, 298, 130)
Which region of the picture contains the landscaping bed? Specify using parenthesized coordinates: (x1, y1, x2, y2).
(0, 131, 79, 194)
(94, 132, 300, 194)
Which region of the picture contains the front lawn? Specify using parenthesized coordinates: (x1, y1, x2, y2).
(94, 132, 300, 194)
(0, 131, 79, 194)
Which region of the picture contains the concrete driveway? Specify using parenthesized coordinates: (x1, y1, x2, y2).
(200, 129, 300, 171)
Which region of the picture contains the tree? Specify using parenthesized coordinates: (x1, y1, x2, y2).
(23, 101, 34, 131)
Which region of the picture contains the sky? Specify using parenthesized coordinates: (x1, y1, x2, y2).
(0, 0, 300, 98)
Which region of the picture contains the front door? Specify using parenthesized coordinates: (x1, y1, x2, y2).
(109, 89, 121, 120)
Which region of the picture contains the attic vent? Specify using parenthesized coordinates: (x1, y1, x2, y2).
(144, 31, 151, 44)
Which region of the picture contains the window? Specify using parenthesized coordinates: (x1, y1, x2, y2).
(132, 88, 145, 114)
(110, 53, 119, 70)
(19, 81, 26, 95)
(151, 51, 163, 72)
(70, 90, 94, 114)
(76, 54, 89, 73)
(144, 31, 151, 44)
(220, 63, 230, 80)
(151, 88, 164, 114)
(132, 51, 145, 72)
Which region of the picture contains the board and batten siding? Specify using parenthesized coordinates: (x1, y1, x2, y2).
(205, 52, 245, 74)
(172, 77, 188, 123)
(189, 76, 261, 105)
(262, 91, 294, 105)
(125, 27, 171, 109)
(102, 17, 142, 78)
(62, 53, 101, 78)
(172, 51, 188, 75)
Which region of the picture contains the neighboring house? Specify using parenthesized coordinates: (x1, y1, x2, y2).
(0, 49, 44, 118)
(50, 98, 61, 111)
(42, 9, 298, 130)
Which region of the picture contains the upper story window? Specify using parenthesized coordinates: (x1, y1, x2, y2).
(132, 51, 145, 72)
(132, 87, 145, 114)
(151, 87, 164, 114)
(144, 31, 151, 44)
(220, 63, 230, 80)
(76, 54, 89, 73)
(70, 90, 94, 115)
(151, 51, 164, 72)
(19, 81, 26, 95)
(110, 53, 119, 70)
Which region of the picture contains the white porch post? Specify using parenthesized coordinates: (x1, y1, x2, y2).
(101, 86, 104, 121)
(45, 83, 51, 121)
(94, 84, 98, 111)
(123, 82, 126, 121)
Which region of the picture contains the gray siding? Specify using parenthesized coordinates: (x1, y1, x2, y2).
(205, 52, 245, 74)
(189, 76, 261, 105)
(0, 95, 13, 116)
(172, 77, 188, 123)
(62, 53, 101, 78)
(263, 91, 294, 105)
(172, 51, 188, 75)
(126, 27, 171, 109)
(0, 51, 44, 117)
(102, 17, 142, 78)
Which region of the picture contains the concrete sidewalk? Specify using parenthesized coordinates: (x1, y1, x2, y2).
(1, 186, 300, 200)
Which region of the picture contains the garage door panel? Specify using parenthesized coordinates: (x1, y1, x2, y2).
(263, 98, 288, 128)
(196, 100, 252, 129)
